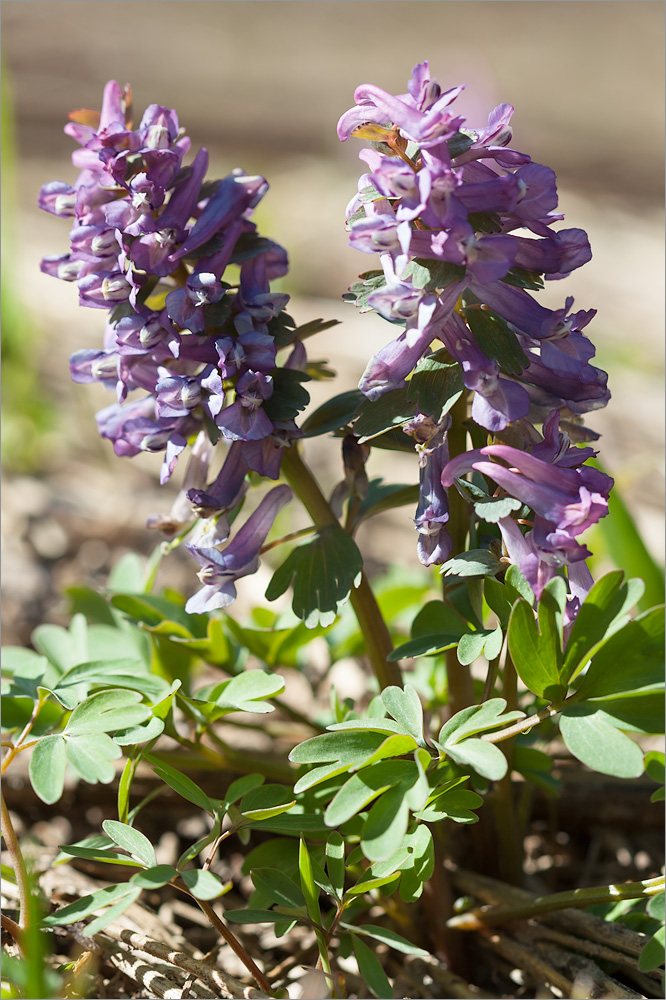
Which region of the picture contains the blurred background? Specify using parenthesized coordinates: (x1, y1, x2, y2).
(2, 0, 664, 645)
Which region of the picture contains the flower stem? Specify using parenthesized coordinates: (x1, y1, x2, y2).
(491, 653, 522, 884)
(447, 875, 665, 930)
(281, 445, 403, 689)
(482, 703, 561, 745)
(174, 882, 272, 995)
(443, 391, 475, 713)
(1, 791, 30, 930)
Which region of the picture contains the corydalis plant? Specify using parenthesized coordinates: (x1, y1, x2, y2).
(39, 81, 319, 613)
(339, 60, 612, 617)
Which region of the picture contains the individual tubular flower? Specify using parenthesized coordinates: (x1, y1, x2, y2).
(441, 443, 612, 538)
(414, 436, 453, 567)
(184, 484, 292, 614)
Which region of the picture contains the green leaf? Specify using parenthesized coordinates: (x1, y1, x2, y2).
(82, 887, 142, 936)
(441, 549, 503, 579)
(239, 785, 296, 823)
(102, 820, 156, 868)
(353, 387, 415, 443)
(346, 871, 403, 897)
(352, 934, 393, 999)
(464, 306, 529, 376)
(647, 890, 665, 922)
(396, 824, 435, 903)
(108, 552, 147, 592)
(42, 883, 137, 926)
(301, 390, 365, 437)
(563, 571, 633, 679)
(638, 925, 665, 973)
(179, 868, 227, 900)
(145, 755, 215, 813)
(113, 715, 165, 746)
(402, 256, 465, 291)
(388, 633, 460, 660)
(457, 630, 492, 666)
(410, 600, 471, 638)
(130, 865, 178, 889)
(559, 706, 645, 777)
(361, 786, 411, 861)
(1, 647, 53, 698)
(484, 577, 514, 627)
(473, 495, 523, 523)
(292, 317, 341, 341)
(252, 868, 305, 909)
(508, 599, 566, 700)
(645, 751, 665, 791)
(291, 731, 398, 793)
(262, 367, 311, 422)
(484, 623, 504, 661)
(326, 833, 345, 900)
(438, 699, 524, 744)
(266, 526, 363, 628)
(574, 606, 665, 700)
(66, 734, 122, 785)
(57, 845, 143, 868)
(298, 839, 322, 925)
(436, 702, 516, 779)
(54, 659, 168, 703)
(206, 669, 285, 716)
(342, 923, 429, 957)
(324, 761, 416, 828)
(415, 786, 483, 824)
(29, 735, 66, 804)
(65, 585, 117, 626)
(1, 863, 17, 884)
(444, 739, 507, 781)
(380, 685, 424, 744)
(587, 691, 664, 736)
(65, 690, 152, 735)
(500, 267, 544, 290)
(503, 565, 534, 605)
(326, 718, 414, 737)
(31, 615, 88, 673)
(407, 350, 464, 421)
(354, 480, 419, 527)
(225, 773, 265, 805)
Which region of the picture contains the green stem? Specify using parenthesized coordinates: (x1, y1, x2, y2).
(174, 883, 272, 995)
(491, 653, 522, 884)
(313, 926, 335, 994)
(447, 875, 665, 930)
(482, 703, 561, 745)
(443, 391, 475, 714)
(281, 445, 402, 690)
(1, 791, 29, 930)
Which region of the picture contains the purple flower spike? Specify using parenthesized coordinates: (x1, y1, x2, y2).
(185, 484, 292, 614)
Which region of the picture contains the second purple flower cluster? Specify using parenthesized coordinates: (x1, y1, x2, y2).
(339, 61, 612, 612)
